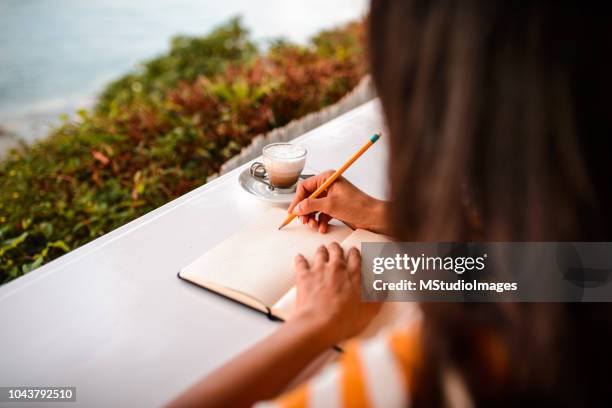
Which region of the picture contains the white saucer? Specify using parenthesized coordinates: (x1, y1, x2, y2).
(238, 168, 313, 204)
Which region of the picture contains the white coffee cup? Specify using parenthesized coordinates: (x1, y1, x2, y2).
(261, 143, 307, 188)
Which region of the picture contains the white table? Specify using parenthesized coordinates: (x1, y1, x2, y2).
(0, 100, 387, 407)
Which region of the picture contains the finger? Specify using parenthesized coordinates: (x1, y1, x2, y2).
(303, 170, 335, 191)
(294, 253, 310, 273)
(318, 213, 332, 234)
(313, 245, 329, 266)
(328, 242, 344, 264)
(287, 171, 333, 213)
(288, 180, 310, 213)
(308, 217, 318, 230)
(291, 197, 331, 216)
(288, 168, 337, 213)
(347, 247, 362, 291)
(347, 247, 361, 274)
(319, 169, 336, 183)
(304, 214, 315, 227)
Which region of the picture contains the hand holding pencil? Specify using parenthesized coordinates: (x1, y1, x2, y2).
(281, 133, 389, 234)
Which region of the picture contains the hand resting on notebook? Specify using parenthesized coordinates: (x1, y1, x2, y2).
(293, 242, 382, 345)
(288, 170, 392, 235)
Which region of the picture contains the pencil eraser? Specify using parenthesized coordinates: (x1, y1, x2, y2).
(370, 133, 381, 143)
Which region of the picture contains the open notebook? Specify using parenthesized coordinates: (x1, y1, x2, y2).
(179, 207, 415, 338)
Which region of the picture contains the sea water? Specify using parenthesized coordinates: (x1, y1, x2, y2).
(0, 0, 367, 145)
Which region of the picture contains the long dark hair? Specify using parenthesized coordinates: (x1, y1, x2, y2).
(369, 0, 612, 405)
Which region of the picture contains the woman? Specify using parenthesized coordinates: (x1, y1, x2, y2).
(171, 0, 612, 406)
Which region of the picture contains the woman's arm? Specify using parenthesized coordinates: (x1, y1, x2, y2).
(168, 244, 380, 408)
(167, 314, 334, 408)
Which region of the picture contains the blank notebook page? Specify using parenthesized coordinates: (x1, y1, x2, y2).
(180, 207, 353, 306)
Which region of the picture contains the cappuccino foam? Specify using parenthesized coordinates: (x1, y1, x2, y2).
(264, 144, 306, 160)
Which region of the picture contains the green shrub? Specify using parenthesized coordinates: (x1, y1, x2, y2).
(97, 17, 258, 115)
(0, 19, 366, 284)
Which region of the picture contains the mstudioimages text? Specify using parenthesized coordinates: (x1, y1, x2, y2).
(372, 279, 518, 293)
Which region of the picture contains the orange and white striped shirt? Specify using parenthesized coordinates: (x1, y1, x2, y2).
(254, 324, 423, 408)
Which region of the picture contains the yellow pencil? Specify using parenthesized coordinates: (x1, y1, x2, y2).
(278, 132, 382, 230)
